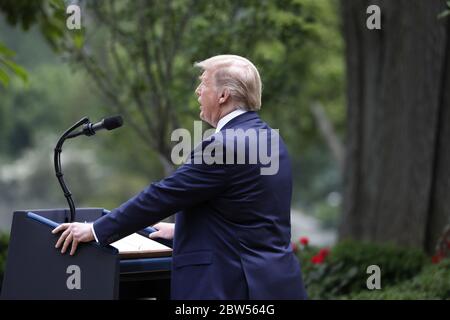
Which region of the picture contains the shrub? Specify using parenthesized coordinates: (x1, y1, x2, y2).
(346, 258, 450, 300)
(295, 239, 427, 299)
(0, 232, 9, 290)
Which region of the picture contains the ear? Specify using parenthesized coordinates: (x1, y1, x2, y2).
(218, 88, 230, 105)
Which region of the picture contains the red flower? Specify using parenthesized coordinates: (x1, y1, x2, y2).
(318, 248, 330, 258)
(432, 253, 443, 264)
(299, 237, 309, 246)
(311, 254, 325, 264)
(311, 247, 331, 264)
(291, 242, 298, 253)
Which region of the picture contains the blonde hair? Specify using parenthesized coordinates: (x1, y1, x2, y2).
(194, 55, 262, 111)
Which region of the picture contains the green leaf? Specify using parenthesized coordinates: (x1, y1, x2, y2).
(0, 68, 10, 87)
(73, 33, 85, 49)
(49, 0, 66, 10)
(0, 42, 15, 57)
(2, 59, 28, 83)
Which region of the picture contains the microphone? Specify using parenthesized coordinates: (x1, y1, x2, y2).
(66, 115, 123, 138)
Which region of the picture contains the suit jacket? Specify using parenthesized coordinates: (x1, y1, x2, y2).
(94, 111, 307, 299)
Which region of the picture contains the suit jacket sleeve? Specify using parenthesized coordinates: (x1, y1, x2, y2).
(93, 136, 229, 245)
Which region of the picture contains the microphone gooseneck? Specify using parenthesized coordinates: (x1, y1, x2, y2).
(54, 115, 124, 222)
(54, 117, 89, 223)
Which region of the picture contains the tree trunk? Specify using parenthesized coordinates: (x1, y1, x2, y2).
(339, 0, 450, 252)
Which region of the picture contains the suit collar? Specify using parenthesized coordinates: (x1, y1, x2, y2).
(220, 111, 259, 131)
(215, 109, 248, 133)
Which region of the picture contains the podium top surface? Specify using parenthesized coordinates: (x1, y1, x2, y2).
(25, 210, 173, 260)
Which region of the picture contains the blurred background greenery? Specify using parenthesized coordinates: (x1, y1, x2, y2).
(0, 0, 345, 235)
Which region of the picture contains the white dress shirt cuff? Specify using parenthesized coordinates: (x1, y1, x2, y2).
(91, 223, 99, 243)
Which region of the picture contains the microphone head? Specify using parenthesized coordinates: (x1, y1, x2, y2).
(104, 115, 123, 130)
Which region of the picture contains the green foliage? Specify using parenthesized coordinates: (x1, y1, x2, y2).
(346, 259, 450, 300)
(0, 41, 28, 87)
(0, 0, 66, 48)
(0, 0, 67, 87)
(0, 64, 101, 158)
(297, 240, 427, 299)
(0, 0, 345, 228)
(0, 62, 163, 210)
(0, 232, 9, 289)
(58, 0, 345, 170)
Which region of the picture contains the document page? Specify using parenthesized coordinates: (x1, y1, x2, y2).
(110, 233, 172, 258)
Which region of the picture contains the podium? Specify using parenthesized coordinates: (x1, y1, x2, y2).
(1, 208, 172, 300)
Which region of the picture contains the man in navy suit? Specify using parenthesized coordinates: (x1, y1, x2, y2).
(53, 55, 307, 299)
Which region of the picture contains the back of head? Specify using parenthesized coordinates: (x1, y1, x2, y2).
(194, 55, 262, 111)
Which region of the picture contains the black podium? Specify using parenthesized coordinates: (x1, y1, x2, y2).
(1, 208, 172, 300)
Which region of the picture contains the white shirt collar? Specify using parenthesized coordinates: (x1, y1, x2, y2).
(215, 109, 247, 133)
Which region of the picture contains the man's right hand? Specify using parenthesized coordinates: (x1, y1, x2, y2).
(149, 222, 175, 240)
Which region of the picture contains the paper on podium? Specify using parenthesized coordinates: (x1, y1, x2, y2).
(110, 233, 172, 259)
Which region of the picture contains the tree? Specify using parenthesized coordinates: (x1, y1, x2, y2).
(339, 0, 450, 252)
(0, 0, 347, 213)
(59, 0, 345, 177)
(0, 0, 65, 86)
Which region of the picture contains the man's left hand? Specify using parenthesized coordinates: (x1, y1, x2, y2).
(52, 222, 95, 255)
